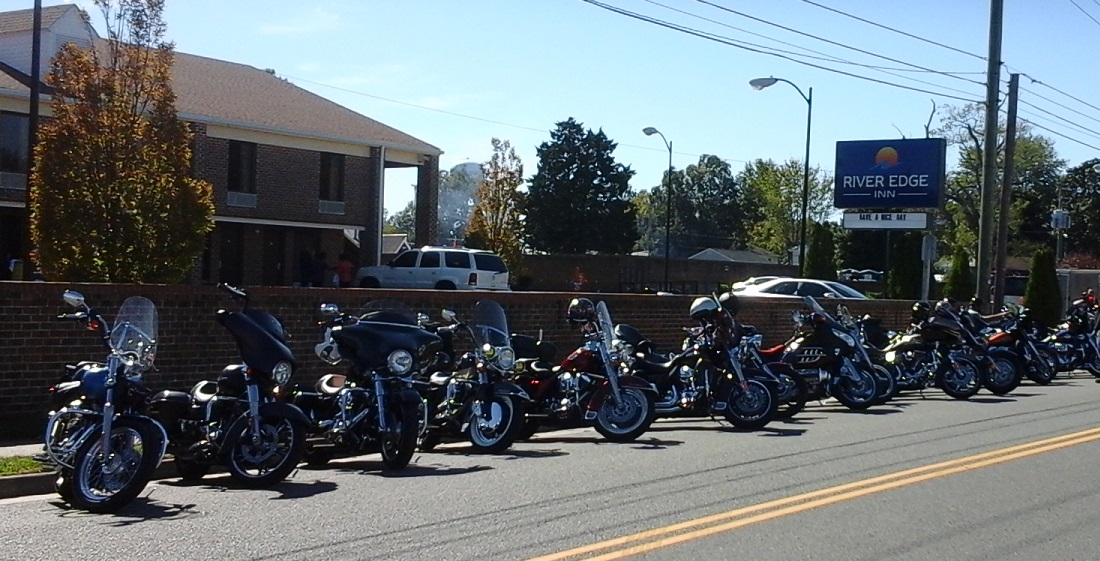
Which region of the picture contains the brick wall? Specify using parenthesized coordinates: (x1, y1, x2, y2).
(0, 281, 913, 439)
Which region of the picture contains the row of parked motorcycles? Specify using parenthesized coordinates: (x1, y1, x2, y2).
(35, 283, 1100, 514)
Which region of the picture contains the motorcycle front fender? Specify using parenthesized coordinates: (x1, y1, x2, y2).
(388, 387, 424, 408)
(220, 401, 310, 454)
(583, 376, 657, 414)
(119, 414, 170, 469)
(491, 381, 531, 402)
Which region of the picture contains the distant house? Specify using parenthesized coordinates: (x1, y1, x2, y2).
(0, 4, 443, 286)
(688, 246, 780, 264)
(382, 233, 412, 256)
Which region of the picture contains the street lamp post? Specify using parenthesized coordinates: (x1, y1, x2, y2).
(750, 76, 813, 277)
(643, 127, 673, 292)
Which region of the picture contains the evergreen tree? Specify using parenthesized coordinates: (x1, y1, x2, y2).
(525, 118, 638, 254)
(942, 245, 975, 301)
(803, 222, 836, 280)
(885, 232, 923, 299)
(1024, 247, 1062, 327)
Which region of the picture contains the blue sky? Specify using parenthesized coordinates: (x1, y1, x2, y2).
(24, 0, 1100, 216)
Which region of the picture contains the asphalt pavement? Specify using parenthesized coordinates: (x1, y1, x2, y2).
(3, 374, 1100, 561)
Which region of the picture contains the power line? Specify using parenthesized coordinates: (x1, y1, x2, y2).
(1008, 67, 1100, 118)
(1017, 103, 1100, 143)
(1020, 86, 1100, 128)
(1068, 0, 1100, 28)
(577, 0, 984, 103)
(636, 0, 981, 98)
(690, 0, 985, 86)
(1020, 118, 1100, 151)
(281, 74, 745, 163)
(794, 0, 987, 61)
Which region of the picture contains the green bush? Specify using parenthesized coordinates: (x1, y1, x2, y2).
(942, 246, 975, 301)
(1023, 248, 1061, 327)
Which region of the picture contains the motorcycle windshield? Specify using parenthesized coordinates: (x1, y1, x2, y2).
(595, 301, 615, 350)
(360, 299, 418, 325)
(803, 295, 827, 316)
(110, 296, 158, 369)
(471, 299, 510, 349)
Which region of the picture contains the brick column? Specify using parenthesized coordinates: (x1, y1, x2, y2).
(359, 146, 384, 267)
(415, 155, 439, 247)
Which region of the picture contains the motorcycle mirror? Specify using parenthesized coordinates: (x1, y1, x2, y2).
(441, 309, 457, 322)
(62, 290, 86, 310)
(318, 303, 341, 316)
(417, 312, 430, 324)
(823, 292, 837, 299)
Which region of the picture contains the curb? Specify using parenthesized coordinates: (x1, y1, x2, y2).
(0, 458, 180, 500)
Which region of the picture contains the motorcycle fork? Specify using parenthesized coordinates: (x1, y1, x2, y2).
(246, 381, 262, 445)
(374, 376, 390, 433)
(476, 371, 493, 420)
(99, 354, 121, 459)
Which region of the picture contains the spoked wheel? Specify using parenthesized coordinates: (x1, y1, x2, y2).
(832, 364, 882, 410)
(593, 388, 656, 442)
(64, 418, 160, 513)
(467, 395, 524, 454)
(225, 415, 305, 488)
(940, 357, 982, 400)
(722, 378, 778, 430)
(773, 371, 809, 419)
(379, 403, 418, 470)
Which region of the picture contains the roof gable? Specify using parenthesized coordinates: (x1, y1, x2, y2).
(0, 4, 74, 35)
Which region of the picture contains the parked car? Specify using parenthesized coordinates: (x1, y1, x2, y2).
(732, 277, 870, 300)
(355, 246, 511, 291)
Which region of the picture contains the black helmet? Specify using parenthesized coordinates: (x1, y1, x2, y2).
(688, 296, 720, 320)
(718, 292, 740, 317)
(969, 296, 985, 313)
(566, 297, 595, 324)
(911, 301, 931, 322)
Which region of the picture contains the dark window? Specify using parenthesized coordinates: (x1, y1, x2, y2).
(227, 141, 256, 193)
(319, 152, 345, 201)
(799, 282, 829, 297)
(444, 252, 470, 269)
(419, 251, 440, 268)
(473, 253, 508, 272)
(765, 281, 800, 295)
(0, 112, 29, 178)
(390, 250, 419, 268)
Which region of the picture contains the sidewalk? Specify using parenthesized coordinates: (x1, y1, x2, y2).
(0, 443, 45, 458)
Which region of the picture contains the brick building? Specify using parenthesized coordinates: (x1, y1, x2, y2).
(0, 4, 442, 286)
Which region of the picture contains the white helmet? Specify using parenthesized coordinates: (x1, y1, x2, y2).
(688, 296, 720, 320)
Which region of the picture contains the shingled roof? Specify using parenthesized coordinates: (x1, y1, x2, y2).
(0, 5, 441, 156)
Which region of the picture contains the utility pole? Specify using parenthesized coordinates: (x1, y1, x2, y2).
(993, 73, 1019, 310)
(975, 0, 1004, 305)
(24, 0, 42, 281)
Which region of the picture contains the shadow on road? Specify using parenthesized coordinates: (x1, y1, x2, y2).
(431, 446, 570, 460)
(50, 496, 201, 525)
(161, 474, 339, 500)
(530, 435, 684, 447)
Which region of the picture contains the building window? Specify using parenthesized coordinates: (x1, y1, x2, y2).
(227, 140, 256, 193)
(0, 112, 29, 190)
(320, 152, 344, 201)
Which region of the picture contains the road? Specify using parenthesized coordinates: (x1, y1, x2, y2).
(3, 374, 1100, 561)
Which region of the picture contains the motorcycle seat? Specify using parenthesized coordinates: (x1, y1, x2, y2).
(429, 372, 452, 386)
(315, 374, 347, 395)
(190, 380, 218, 403)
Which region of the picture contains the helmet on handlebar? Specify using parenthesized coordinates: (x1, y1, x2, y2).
(566, 297, 596, 324)
(688, 296, 720, 320)
(911, 301, 931, 322)
(718, 291, 740, 317)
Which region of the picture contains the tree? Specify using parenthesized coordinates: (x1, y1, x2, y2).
(385, 201, 416, 238)
(736, 158, 833, 262)
(31, 0, 215, 283)
(885, 232, 924, 300)
(525, 118, 638, 254)
(1060, 159, 1100, 256)
(942, 245, 975, 301)
(464, 138, 526, 276)
(437, 164, 479, 245)
(1024, 248, 1061, 327)
(803, 222, 837, 280)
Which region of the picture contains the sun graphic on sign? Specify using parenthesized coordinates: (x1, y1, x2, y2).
(874, 147, 899, 168)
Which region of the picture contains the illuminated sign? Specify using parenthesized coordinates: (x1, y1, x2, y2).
(834, 138, 947, 210)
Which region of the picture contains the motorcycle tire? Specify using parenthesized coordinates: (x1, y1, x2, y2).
(832, 364, 882, 411)
(985, 349, 1023, 394)
(722, 378, 778, 430)
(224, 415, 306, 488)
(774, 371, 809, 420)
(54, 468, 73, 504)
(870, 364, 899, 405)
(175, 458, 211, 481)
(939, 357, 982, 400)
(593, 387, 657, 442)
(63, 417, 161, 513)
(467, 395, 525, 454)
(379, 403, 418, 470)
(516, 419, 540, 441)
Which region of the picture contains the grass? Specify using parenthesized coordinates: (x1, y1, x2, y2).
(0, 456, 47, 477)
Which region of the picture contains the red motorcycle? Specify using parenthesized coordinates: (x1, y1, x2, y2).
(510, 298, 658, 442)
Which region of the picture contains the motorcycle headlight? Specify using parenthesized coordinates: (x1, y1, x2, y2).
(884, 351, 896, 363)
(482, 343, 496, 358)
(831, 329, 856, 348)
(387, 349, 414, 375)
(272, 361, 293, 386)
(496, 347, 516, 370)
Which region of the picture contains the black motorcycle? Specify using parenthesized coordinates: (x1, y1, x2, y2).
(879, 301, 986, 400)
(415, 300, 530, 453)
(40, 290, 167, 512)
(1040, 297, 1100, 377)
(290, 300, 433, 469)
(144, 284, 309, 486)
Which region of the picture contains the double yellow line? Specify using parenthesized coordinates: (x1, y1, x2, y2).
(526, 426, 1100, 561)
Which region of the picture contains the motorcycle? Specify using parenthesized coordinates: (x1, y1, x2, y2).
(40, 290, 167, 512)
(735, 325, 811, 419)
(510, 299, 659, 442)
(610, 294, 780, 430)
(959, 302, 1051, 389)
(415, 299, 530, 453)
(1040, 296, 1100, 377)
(144, 284, 308, 486)
(289, 300, 433, 469)
(879, 300, 986, 400)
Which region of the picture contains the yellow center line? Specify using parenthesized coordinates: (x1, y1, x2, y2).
(524, 426, 1100, 561)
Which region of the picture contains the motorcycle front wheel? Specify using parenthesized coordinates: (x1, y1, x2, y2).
(224, 415, 305, 488)
(832, 364, 882, 410)
(467, 395, 524, 454)
(593, 387, 656, 442)
(722, 378, 778, 430)
(940, 357, 982, 400)
(63, 417, 161, 513)
(379, 402, 418, 469)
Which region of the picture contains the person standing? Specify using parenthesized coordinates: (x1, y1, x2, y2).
(336, 253, 354, 288)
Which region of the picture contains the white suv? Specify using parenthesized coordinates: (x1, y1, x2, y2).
(355, 246, 511, 291)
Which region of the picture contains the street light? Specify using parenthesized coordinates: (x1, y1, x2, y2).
(750, 76, 813, 277)
(643, 126, 673, 292)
